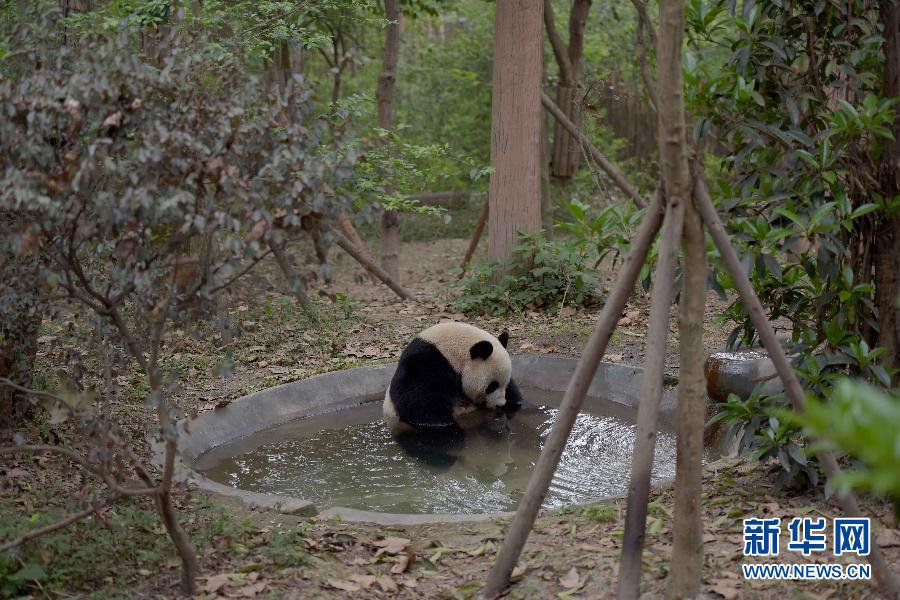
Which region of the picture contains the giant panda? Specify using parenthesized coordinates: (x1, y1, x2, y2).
(384, 322, 525, 467)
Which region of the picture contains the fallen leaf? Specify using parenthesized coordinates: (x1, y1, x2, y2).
(373, 536, 410, 556)
(349, 574, 377, 589)
(230, 581, 267, 597)
(391, 552, 414, 574)
(377, 576, 398, 592)
(759, 502, 781, 515)
(101, 111, 124, 130)
(709, 579, 740, 599)
(325, 579, 361, 592)
(202, 573, 232, 593)
(559, 567, 580, 589)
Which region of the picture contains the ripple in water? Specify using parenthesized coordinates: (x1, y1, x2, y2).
(196, 387, 679, 514)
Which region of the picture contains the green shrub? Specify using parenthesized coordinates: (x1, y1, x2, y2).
(453, 232, 605, 315)
(781, 379, 900, 517)
(453, 200, 644, 316)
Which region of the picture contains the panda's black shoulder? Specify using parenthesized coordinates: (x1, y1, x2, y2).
(393, 337, 459, 388)
(397, 337, 456, 374)
(390, 337, 462, 429)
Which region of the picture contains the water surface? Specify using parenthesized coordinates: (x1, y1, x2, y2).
(196, 387, 679, 514)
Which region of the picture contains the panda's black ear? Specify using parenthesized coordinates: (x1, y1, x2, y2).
(498, 331, 509, 348)
(470, 340, 494, 360)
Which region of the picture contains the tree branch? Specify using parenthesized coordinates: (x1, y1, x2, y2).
(333, 232, 416, 301)
(544, 0, 575, 85)
(0, 495, 122, 553)
(630, 0, 657, 46)
(541, 92, 647, 208)
(0, 445, 159, 497)
(636, 15, 659, 112)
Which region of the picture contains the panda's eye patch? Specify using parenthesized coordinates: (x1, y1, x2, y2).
(485, 380, 499, 394)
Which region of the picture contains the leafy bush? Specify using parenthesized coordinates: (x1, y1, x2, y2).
(782, 379, 900, 517)
(0, 17, 359, 591)
(687, 1, 899, 487)
(453, 200, 644, 315)
(454, 233, 605, 315)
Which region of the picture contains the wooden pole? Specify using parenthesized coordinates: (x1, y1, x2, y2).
(459, 196, 489, 278)
(333, 233, 416, 302)
(480, 190, 663, 599)
(617, 194, 684, 599)
(541, 92, 647, 209)
(693, 172, 900, 600)
(668, 193, 707, 597)
(619, 0, 693, 593)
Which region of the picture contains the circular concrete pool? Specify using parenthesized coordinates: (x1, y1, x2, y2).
(172, 355, 687, 524)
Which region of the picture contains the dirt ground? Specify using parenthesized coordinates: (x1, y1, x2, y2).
(2, 234, 898, 599)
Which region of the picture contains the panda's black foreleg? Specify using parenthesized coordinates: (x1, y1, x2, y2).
(503, 379, 526, 418)
(395, 426, 466, 471)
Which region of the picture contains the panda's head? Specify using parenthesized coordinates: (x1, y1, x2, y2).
(419, 322, 512, 409)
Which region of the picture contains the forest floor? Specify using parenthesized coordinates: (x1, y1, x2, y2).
(2, 216, 899, 599)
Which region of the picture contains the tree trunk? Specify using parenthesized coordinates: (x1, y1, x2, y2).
(488, 0, 543, 265)
(277, 38, 292, 99)
(619, 0, 692, 596)
(875, 0, 900, 382)
(0, 249, 41, 429)
(547, 0, 592, 180)
(669, 184, 707, 596)
(378, 0, 402, 281)
(541, 62, 555, 235)
(653, 0, 707, 593)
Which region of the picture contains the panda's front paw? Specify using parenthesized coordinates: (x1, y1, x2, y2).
(485, 396, 506, 409)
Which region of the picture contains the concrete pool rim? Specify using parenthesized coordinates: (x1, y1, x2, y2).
(157, 354, 693, 525)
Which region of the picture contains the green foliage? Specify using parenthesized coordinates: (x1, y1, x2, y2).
(453, 233, 604, 316)
(581, 504, 615, 523)
(782, 380, 900, 515)
(688, 1, 898, 487)
(396, 3, 495, 189)
(0, 497, 254, 597)
(258, 524, 312, 568)
(351, 127, 453, 216)
(454, 200, 646, 315)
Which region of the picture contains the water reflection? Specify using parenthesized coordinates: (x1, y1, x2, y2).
(197, 387, 679, 514)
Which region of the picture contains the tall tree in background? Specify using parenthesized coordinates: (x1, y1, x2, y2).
(544, 0, 592, 181)
(488, 0, 543, 264)
(876, 0, 900, 380)
(378, 0, 403, 281)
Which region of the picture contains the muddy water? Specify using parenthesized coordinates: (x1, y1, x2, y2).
(195, 387, 680, 514)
